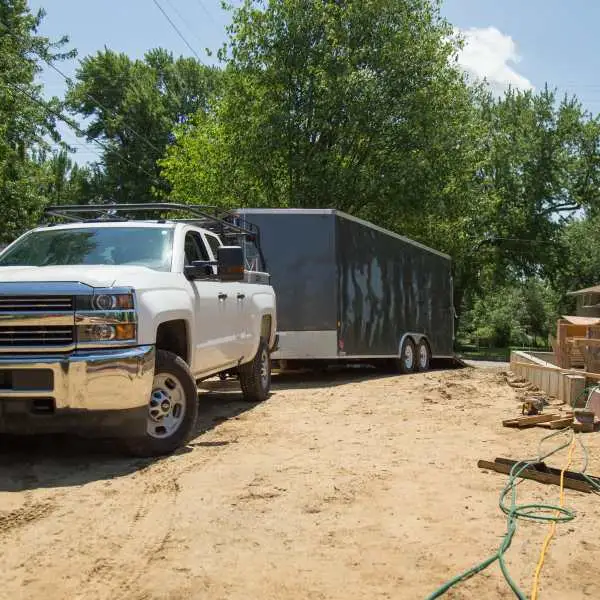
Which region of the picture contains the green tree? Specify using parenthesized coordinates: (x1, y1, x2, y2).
(163, 0, 474, 209)
(161, 0, 492, 310)
(458, 279, 558, 348)
(0, 0, 74, 242)
(554, 215, 600, 303)
(34, 149, 105, 205)
(66, 48, 222, 203)
(475, 88, 600, 283)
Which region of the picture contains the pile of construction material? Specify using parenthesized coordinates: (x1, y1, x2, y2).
(550, 315, 600, 371)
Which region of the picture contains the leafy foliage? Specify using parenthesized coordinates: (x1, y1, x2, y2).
(0, 0, 75, 242)
(65, 48, 222, 203)
(458, 279, 559, 348)
(5, 0, 600, 349)
(157, 0, 600, 336)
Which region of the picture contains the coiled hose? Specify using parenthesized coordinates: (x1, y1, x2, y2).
(425, 386, 600, 600)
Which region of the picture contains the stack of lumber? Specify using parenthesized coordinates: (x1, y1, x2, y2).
(552, 316, 600, 370)
(502, 412, 599, 432)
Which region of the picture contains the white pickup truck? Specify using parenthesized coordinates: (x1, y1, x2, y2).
(0, 204, 277, 456)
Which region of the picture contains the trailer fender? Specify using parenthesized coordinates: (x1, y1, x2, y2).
(398, 332, 427, 354)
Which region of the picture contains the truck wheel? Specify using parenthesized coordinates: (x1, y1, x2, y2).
(239, 339, 271, 402)
(415, 339, 431, 372)
(125, 350, 199, 457)
(396, 337, 416, 374)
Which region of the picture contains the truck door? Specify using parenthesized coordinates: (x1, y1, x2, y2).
(184, 231, 238, 373)
(202, 232, 253, 361)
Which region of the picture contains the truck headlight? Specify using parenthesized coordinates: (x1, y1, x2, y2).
(76, 292, 135, 311)
(78, 323, 137, 343)
(75, 289, 137, 347)
(92, 294, 134, 310)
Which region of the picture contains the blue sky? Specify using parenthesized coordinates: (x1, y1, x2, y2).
(29, 0, 600, 163)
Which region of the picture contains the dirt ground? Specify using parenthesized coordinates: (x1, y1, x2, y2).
(1, 363, 599, 600)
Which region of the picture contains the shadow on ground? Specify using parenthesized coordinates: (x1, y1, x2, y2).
(0, 389, 260, 492)
(202, 357, 463, 392)
(0, 360, 464, 491)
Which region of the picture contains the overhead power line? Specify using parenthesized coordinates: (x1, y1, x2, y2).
(43, 60, 163, 154)
(152, 0, 206, 64)
(164, 0, 209, 47)
(194, 0, 217, 25)
(0, 19, 163, 157)
(4, 81, 158, 182)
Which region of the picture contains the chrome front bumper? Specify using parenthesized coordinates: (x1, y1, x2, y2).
(0, 345, 155, 436)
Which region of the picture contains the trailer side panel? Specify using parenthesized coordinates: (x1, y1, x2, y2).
(336, 214, 454, 357)
(238, 211, 337, 332)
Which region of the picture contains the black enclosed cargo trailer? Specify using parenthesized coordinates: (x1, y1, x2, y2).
(236, 208, 455, 371)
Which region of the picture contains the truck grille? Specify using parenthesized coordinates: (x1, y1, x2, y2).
(0, 326, 75, 348)
(0, 295, 75, 351)
(0, 296, 74, 312)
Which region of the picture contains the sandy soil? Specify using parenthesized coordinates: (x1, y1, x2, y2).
(0, 364, 599, 600)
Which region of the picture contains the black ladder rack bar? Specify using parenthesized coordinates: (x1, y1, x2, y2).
(43, 203, 259, 239)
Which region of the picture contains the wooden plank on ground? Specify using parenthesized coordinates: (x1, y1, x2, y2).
(477, 459, 592, 493)
(494, 457, 600, 488)
(537, 417, 574, 429)
(502, 414, 560, 427)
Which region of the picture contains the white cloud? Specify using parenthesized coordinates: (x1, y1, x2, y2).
(455, 26, 534, 96)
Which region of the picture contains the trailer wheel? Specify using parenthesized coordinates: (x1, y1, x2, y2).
(397, 337, 416, 374)
(415, 339, 431, 372)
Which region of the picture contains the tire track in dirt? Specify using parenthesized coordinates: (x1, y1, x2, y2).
(0, 498, 55, 535)
(73, 434, 234, 600)
(74, 462, 182, 600)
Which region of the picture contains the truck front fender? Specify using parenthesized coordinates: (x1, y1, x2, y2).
(136, 288, 194, 356)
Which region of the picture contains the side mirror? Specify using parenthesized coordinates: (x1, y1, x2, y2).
(217, 246, 244, 281)
(184, 262, 214, 280)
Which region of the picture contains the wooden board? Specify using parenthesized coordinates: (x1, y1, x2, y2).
(510, 352, 591, 405)
(536, 417, 574, 429)
(502, 414, 560, 428)
(477, 459, 592, 493)
(494, 457, 600, 487)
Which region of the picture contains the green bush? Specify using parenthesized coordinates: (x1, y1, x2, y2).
(458, 279, 559, 348)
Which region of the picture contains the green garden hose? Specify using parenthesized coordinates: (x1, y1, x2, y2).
(425, 386, 600, 600)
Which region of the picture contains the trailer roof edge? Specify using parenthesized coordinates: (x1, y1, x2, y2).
(236, 208, 451, 260)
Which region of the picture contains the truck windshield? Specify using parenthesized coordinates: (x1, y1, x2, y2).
(0, 227, 174, 271)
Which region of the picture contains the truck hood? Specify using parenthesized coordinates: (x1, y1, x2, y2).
(0, 265, 158, 289)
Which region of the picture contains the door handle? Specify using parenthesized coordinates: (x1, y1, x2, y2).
(218, 293, 228, 301)
(237, 293, 245, 300)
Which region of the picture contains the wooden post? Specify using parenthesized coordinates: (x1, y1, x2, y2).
(565, 374, 586, 407)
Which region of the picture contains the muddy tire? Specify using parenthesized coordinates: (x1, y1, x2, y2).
(415, 339, 431, 372)
(239, 339, 271, 402)
(124, 350, 198, 458)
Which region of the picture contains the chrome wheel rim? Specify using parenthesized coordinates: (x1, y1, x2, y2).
(260, 349, 270, 389)
(419, 344, 428, 369)
(147, 373, 186, 439)
(403, 344, 414, 370)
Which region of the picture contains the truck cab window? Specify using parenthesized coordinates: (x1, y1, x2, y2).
(184, 231, 209, 266)
(205, 234, 222, 260)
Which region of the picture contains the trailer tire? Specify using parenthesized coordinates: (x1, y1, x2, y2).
(395, 337, 416, 374)
(239, 339, 271, 402)
(415, 339, 431, 372)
